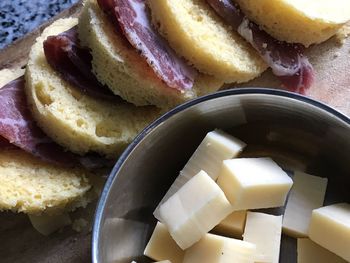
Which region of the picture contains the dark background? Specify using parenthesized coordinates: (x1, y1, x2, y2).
(0, 0, 78, 49)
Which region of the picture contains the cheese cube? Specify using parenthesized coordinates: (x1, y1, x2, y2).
(217, 158, 293, 210)
(213, 210, 247, 238)
(28, 213, 71, 236)
(159, 170, 232, 249)
(243, 212, 282, 263)
(154, 130, 245, 220)
(297, 238, 347, 263)
(309, 203, 350, 261)
(144, 222, 184, 263)
(183, 233, 256, 263)
(180, 130, 246, 180)
(283, 171, 328, 237)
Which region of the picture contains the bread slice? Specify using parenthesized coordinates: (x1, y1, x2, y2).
(0, 149, 92, 215)
(78, 0, 224, 109)
(235, 0, 350, 47)
(0, 67, 97, 216)
(25, 18, 161, 158)
(147, 0, 267, 84)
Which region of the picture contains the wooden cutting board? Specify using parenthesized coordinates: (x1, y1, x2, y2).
(0, 2, 349, 263)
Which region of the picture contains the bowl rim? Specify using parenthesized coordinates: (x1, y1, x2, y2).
(92, 87, 350, 263)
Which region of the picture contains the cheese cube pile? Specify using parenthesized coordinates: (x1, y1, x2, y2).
(154, 129, 245, 220)
(140, 130, 349, 263)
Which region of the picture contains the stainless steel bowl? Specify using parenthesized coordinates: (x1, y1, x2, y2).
(93, 88, 350, 263)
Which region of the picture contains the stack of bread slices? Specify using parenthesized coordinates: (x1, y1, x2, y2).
(0, 0, 349, 235)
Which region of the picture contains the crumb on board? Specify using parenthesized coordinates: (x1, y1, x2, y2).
(72, 218, 89, 232)
(335, 23, 350, 45)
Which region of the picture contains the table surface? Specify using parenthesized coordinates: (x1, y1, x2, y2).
(0, 0, 78, 49)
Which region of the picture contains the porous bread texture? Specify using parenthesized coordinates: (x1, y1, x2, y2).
(0, 67, 95, 215)
(235, 0, 350, 47)
(25, 18, 160, 158)
(78, 0, 224, 109)
(147, 0, 267, 84)
(0, 67, 25, 87)
(0, 149, 91, 214)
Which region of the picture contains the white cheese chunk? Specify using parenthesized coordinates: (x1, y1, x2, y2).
(183, 233, 256, 263)
(243, 212, 282, 263)
(159, 170, 232, 249)
(309, 203, 350, 262)
(180, 129, 246, 180)
(297, 238, 347, 263)
(154, 130, 245, 220)
(28, 213, 71, 236)
(217, 158, 293, 210)
(213, 210, 247, 238)
(283, 171, 328, 237)
(144, 222, 184, 263)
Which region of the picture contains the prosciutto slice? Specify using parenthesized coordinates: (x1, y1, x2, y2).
(44, 27, 119, 101)
(97, 0, 197, 91)
(207, 0, 314, 94)
(0, 77, 112, 169)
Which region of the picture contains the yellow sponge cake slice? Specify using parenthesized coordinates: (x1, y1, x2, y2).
(235, 0, 350, 47)
(147, 0, 267, 84)
(25, 18, 161, 158)
(0, 68, 95, 215)
(78, 0, 224, 109)
(0, 149, 91, 215)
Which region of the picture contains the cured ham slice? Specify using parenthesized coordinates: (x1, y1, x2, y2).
(44, 27, 119, 101)
(207, 0, 314, 94)
(0, 77, 111, 169)
(97, 0, 197, 91)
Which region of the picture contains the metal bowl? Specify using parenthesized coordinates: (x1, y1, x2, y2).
(92, 88, 350, 263)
